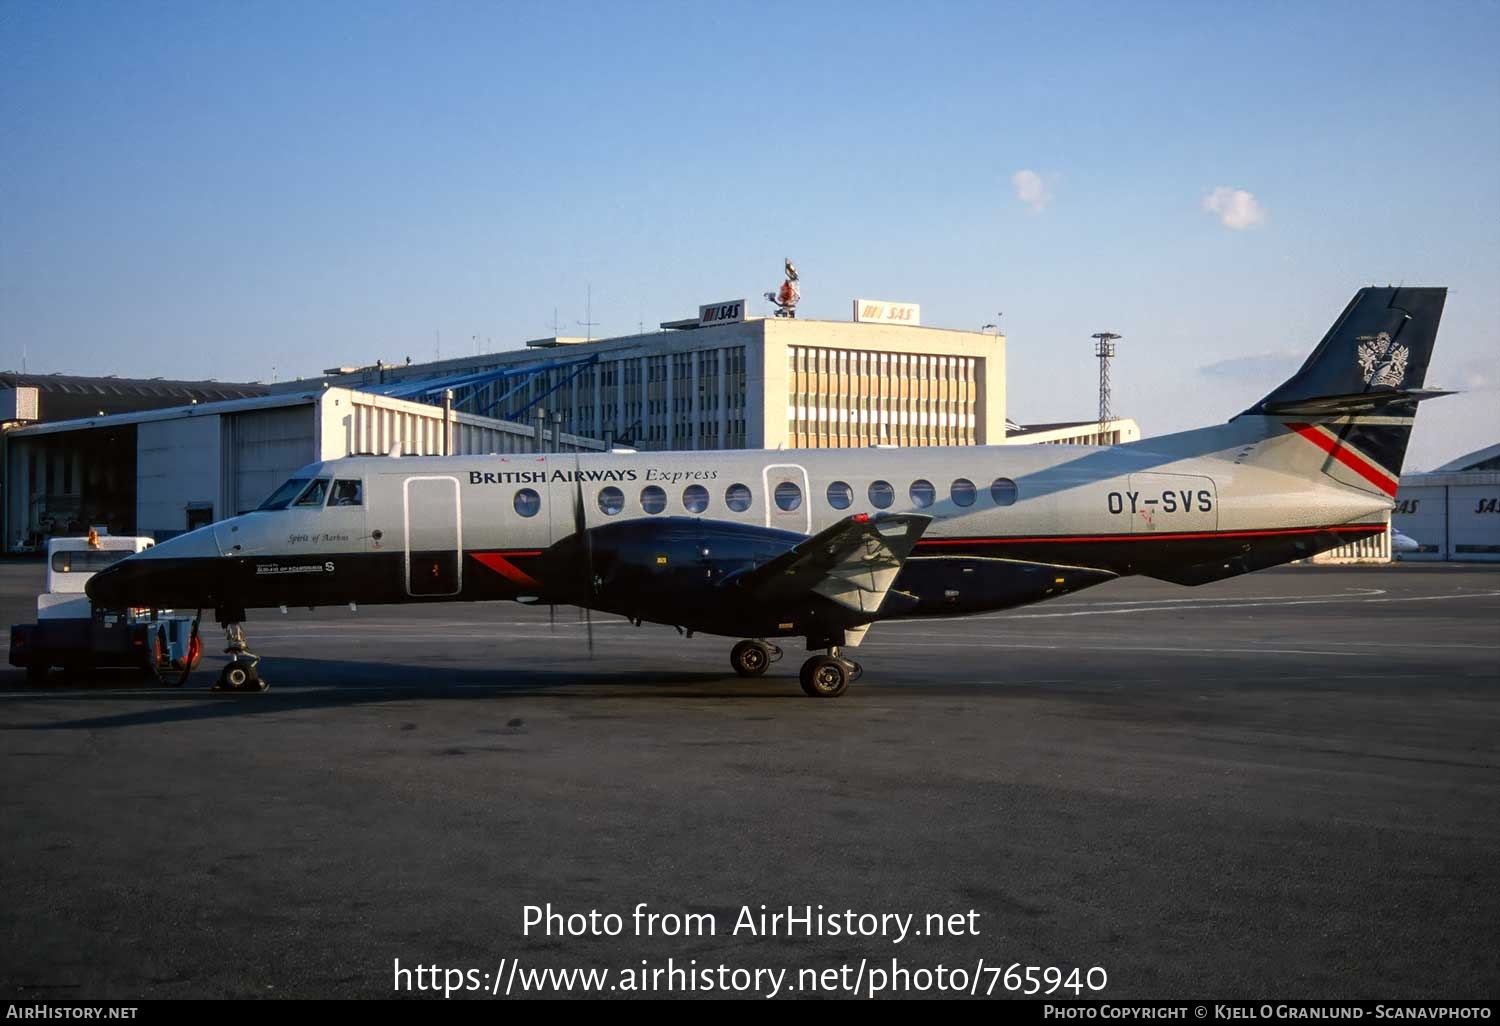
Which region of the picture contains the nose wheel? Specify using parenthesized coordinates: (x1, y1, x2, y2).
(212, 622, 267, 693)
(798, 647, 861, 698)
(730, 639, 782, 678)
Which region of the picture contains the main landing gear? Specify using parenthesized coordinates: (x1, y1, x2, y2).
(730, 639, 784, 678)
(728, 639, 862, 697)
(213, 622, 267, 693)
(798, 647, 862, 699)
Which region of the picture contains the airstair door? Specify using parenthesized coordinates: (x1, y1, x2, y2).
(404, 476, 462, 596)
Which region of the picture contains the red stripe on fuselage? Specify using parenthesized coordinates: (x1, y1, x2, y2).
(472, 551, 542, 587)
(914, 525, 1383, 548)
(1286, 423, 1399, 497)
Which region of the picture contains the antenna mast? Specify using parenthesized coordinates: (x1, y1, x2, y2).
(1091, 332, 1121, 442)
(576, 284, 598, 342)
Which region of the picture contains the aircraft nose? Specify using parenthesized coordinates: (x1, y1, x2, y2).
(85, 557, 166, 608)
(85, 526, 225, 610)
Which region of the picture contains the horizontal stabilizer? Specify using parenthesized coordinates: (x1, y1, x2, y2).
(720, 513, 932, 614)
(1261, 387, 1454, 417)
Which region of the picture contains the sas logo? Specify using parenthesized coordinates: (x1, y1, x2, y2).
(1475, 498, 1500, 515)
(698, 300, 745, 327)
(852, 299, 921, 326)
(1356, 332, 1409, 387)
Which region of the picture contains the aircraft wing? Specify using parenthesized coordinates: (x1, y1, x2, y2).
(720, 513, 932, 615)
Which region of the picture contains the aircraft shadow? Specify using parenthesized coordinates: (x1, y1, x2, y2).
(0, 656, 814, 731)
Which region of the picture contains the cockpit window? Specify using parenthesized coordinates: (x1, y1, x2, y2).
(330, 479, 363, 507)
(293, 478, 331, 508)
(257, 478, 311, 511)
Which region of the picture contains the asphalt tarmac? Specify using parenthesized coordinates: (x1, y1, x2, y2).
(1, 561, 1496, 1000)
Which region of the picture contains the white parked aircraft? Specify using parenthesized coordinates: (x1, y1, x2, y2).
(89, 287, 1447, 697)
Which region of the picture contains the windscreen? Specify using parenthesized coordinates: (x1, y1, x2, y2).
(294, 478, 331, 507)
(257, 477, 311, 511)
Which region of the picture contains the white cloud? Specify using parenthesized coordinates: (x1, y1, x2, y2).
(1202, 186, 1266, 230)
(1198, 349, 1301, 382)
(1011, 169, 1053, 212)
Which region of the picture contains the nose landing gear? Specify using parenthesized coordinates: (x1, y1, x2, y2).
(213, 622, 267, 693)
(729, 639, 783, 678)
(798, 647, 862, 699)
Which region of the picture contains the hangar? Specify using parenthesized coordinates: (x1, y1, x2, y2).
(1392, 444, 1500, 562)
(2, 386, 607, 550)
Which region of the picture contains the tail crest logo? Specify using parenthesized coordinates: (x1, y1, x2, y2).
(1356, 332, 1409, 387)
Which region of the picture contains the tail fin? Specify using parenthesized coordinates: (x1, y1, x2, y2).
(1237, 286, 1448, 493)
(1250, 286, 1447, 412)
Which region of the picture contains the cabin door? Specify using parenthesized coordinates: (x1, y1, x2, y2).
(404, 476, 463, 596)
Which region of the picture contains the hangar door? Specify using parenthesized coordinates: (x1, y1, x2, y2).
(404, 476, 462, 596)
(1391, 487, 1446, 559)
(223, 407, 317, 516)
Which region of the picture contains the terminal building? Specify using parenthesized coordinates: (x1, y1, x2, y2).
(297, 301, 1138, 452)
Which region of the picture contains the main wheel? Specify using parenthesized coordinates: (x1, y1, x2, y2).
(799, 655, 850, 698)
(730, 640, 771, 678)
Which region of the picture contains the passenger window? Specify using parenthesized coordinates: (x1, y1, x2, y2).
(331, 479, 363, 507)
(726, 483, 753, 512)
(598, 486, 625, 516)
(640, 485, 667, 514)
(826, 481, 853, 510)
(514, 488, 541, 517)
(991, 477, 1018, 506)
(294, 478, 330, 507)
(774, 481, 802, 512)
(951, 478, 976, 507)
(868, 480, 894, 509)
(909, 480, 935, 508)
(683, 484, 710, 513)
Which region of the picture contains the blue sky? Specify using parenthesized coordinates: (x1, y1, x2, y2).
(2, 0, 1496, 469)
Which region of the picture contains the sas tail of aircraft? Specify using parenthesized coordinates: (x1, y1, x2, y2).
(1232, 286, 1449, 498)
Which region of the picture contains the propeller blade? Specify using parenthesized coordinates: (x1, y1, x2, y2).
(572, 456, 595, 660)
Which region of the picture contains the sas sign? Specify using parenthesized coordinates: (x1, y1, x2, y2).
(853, 299, 921, 325)
(699, 300, 746, 327)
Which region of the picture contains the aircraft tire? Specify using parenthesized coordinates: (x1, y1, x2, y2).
(730, 640, 771, 678)
(217, 662, 265, 693)
(799, 656, 850, 698)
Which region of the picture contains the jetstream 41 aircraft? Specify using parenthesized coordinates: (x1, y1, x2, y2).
(89, 287, 1447, 697)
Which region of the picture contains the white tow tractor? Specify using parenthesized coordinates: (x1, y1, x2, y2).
(8, 533, 202, 685)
